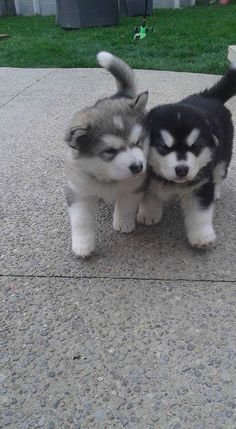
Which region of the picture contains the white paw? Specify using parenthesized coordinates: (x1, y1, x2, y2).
(72, 236, 95, 258)
(188, 227, 216, 249)
(113, 215, 135, 233)
(137, 206, 163, 225)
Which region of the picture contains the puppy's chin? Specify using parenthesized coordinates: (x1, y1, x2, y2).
(91, 169, 146, 183)
(172, 177, 188, 184)
(157, 172, 196, 184)
(164, 175, 196, 184)
(113, 170, 146, 182)
(173, 174, 196, 183)
(128, 171, 146, 179)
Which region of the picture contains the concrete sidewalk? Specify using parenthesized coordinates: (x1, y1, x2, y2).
(1, 67, 236, 428)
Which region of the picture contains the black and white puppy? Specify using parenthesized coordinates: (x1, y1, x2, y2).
(138, 65, 236, 248)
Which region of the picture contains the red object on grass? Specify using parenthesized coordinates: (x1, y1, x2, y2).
(219, 0, 231, 4)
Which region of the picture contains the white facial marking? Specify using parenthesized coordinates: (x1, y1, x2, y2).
(129, 124, 142, 144)
(149, 148, 177, 180)
(111, 147, 146, 180)
(113, 115, 124, 130)
(177, 112, 181, 120)
(150, 145, 212, 183)
(160, 129, 174, 148)
(77, 146, 146, 182)
(102, 134, 124, 149)
(142, 136, 150, 157)
(186, 128, 200, 147)
(195, 147, 212, 170)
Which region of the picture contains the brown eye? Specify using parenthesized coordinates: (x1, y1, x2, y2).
(155, 141, 170, 156)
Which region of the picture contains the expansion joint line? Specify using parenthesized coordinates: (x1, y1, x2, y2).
(0, 273, 235, 283)
(0, 70, 54, 109)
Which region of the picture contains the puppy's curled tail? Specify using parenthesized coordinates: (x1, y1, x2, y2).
(97, 51, 136, 98)
(201, 63, 236, 104)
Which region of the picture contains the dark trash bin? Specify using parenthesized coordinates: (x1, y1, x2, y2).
(119, 0, 153, 16)
(0, 0, 16, 17)
(56, 0, 119, 29)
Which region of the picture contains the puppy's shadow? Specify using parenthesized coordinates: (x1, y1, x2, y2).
(93, 201, 204, 277)
(60, 192, 235, 281)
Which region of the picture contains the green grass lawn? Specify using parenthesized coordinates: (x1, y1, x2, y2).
(0, 3, 236, 73)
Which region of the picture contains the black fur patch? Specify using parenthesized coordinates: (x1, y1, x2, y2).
(195, 182, 215, 209)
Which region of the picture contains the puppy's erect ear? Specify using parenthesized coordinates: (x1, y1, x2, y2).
(129, 91, 148, 112)
(65, 125, 90, 149)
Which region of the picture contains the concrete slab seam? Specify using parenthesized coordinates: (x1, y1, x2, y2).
(0, 70, 55, 109)
(1, 274, 236, 283)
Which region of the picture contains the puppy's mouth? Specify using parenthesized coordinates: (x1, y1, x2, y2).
(134, 170, 146, 177)
(159, 175, 190, 184)
(172, 177, 188, 183)
(127, 171, 146, 180)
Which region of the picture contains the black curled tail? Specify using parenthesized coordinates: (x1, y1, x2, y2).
(201, 66, 236, 104)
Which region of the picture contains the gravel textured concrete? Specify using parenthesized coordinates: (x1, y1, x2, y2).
(1, 67, 236, 428)
(1, 277, 236, 429)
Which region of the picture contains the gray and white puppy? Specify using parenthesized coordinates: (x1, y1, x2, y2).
(65, 52, 149, 257)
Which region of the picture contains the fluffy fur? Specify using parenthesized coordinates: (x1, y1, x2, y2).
(138, 66, 236, 248)
(65, 51, 149, 257)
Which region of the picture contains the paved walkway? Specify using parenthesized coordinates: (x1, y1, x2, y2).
(1, 67, 236, 428)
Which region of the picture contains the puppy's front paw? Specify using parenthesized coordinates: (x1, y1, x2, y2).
(188, 227, 216, 249)
(113, 215, 135, 233)
(72, 236, 95, 258)
(137, 206, 162, 225)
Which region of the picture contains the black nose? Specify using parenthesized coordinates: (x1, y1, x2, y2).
(175, 165, 189, 177)
(129, 162, 143, 174)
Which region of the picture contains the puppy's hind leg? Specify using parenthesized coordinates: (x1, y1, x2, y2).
(68, 198, 98, 257)
(137, 190, 163, 225)
(113, 193, 142, 233)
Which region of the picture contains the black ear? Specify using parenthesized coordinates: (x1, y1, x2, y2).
(129, 91, 148, 111)
(65, 126, 90, 149)
(145, 109, 155, 130)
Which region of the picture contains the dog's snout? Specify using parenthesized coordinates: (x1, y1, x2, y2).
(175, 165, 189, 177)
(129, 162, 143, 174)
